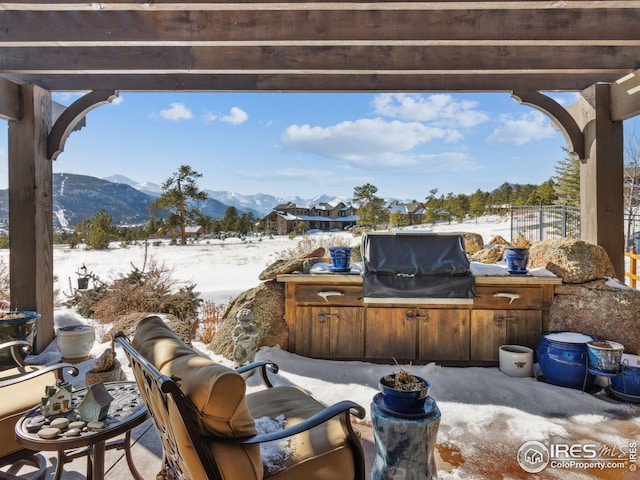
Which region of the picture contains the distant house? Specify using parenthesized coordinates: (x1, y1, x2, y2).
(262, 201, 359, 235)
(386, 202, 426, 225)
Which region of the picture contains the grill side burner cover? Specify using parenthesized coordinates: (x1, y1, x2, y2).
(362, 232, 476, 303)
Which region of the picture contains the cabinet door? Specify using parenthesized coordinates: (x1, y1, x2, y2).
(506, 310, 542, 351)
(366, 307, 417, 360)
(417, 309, 470, 362)
(295, 306, 363, 359)
(470, 310, 542, 361)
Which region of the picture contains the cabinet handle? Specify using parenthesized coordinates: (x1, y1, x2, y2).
(317, 291, 344, 302)
(493, 292, 521, 304)
(405, 309, 429, 322)
(318, 312, 340, 323)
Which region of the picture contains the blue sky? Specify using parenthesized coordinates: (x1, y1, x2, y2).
(1, 91, 638, 200)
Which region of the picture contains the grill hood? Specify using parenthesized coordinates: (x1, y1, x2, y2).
(362, 232, 475, 304)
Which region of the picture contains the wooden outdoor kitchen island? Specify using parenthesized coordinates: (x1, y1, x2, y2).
(278, 274, 562, 366)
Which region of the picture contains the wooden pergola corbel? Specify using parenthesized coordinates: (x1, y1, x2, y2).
(48, 90, 118, 160)
(512, 89, 625, 279)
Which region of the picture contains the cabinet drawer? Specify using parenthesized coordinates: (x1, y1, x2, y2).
(295, 285, 363, 305)
(473, 286, 543, 309)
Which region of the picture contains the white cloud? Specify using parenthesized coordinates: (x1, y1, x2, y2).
(220, 107, 248, 125)
(158, 102, 193, 121)
(372, 93, 489, 128)
(280, 117, 481, 173)
(110, 95, 124, 106)
(282, 118, 446, 159)
(486, 111, 559, 146)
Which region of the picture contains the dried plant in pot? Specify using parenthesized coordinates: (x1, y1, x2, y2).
(379, 368, 430, 414)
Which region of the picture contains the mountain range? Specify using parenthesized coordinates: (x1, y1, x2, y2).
(0, 173, 349, 232)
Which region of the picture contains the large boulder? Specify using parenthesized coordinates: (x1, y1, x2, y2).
(469, 244, 506, 264)
(460, 232, 484, 254)
(550, 280, 640, 355)
(209, 280, 288, 359)
(529, 238, 615, 283)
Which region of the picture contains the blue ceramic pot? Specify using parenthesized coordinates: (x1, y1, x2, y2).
(329, 246, 352, 271)
(505, 247, 529, 274)
(537, 331, 595, 390)
(379, 374, 430, 414)
(610, 365, 640, 403)
(0, 311, 40, 368)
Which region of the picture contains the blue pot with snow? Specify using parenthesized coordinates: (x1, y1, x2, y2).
(537, 331, 595, 390)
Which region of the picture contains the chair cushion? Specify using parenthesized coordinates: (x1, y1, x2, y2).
(132, 315, 262, 479)
(0, 366, 58, 458)
(245, 386, 356, 480)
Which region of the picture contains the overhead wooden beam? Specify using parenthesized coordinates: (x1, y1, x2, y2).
(2, 7, 640, 43)
(2, 72, 631, 93)
(0, 77, 20, 120)
(2, 45, 638, 73)
(610, 69, 640, 121)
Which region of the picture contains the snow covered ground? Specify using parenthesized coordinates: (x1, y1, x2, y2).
(8, 215, 640, 479)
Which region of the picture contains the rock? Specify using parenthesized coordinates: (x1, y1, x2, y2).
(87, 421, 105, 430)
(38, 427, 61, 439)
(529, 238, 615, 283)
(258, 258, 305, 281)
(69, 421, 86, 430)
(460, 232, 484, 254)
(209, 280, 288, 360)
(299, 247, 326, 259)
(549, 280, 640, 354)
(64, 428, 82, 437)
(50, 417, 70, 430)
(469, 245, 506, 264)
(489, 235, 510, 246)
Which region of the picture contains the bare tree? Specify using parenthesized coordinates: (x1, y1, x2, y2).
(625, 131, 640, 249)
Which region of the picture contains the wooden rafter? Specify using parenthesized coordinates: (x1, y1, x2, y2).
(1, 1, 640, 95)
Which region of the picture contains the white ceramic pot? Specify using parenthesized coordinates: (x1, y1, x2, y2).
(499, 345, 533, 377)
(56, 325, 95, 359)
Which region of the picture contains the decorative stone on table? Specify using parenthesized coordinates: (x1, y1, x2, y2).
(232, 309, 259, 372)
(41, 379, 73, 417)
(371, 394, 441, 480)
(77, 382, 113, 422)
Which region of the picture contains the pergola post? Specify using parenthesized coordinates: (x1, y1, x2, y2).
(570, 83, 625, 280)
(7, 84, 54, 352)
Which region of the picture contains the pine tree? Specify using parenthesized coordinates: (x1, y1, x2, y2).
(154, 165, 208, 245)
(554, 148, 580, 206)
(353, 183, 386, 230)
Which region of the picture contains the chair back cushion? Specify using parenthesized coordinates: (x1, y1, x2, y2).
(132, 316, 262, 479)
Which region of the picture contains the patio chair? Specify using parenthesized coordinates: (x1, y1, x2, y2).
(0, 341, 78, 479)
(115, 315, 366, 480)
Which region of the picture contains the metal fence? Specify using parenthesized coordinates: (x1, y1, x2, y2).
(510, 205, 581, 242)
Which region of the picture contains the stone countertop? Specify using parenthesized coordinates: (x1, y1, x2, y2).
(277, 273, 562, 285)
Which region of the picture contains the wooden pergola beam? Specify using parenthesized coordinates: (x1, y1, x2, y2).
(3, 6, 639, 43)
(1, 72, 634, 93)
(0, 78, 20, 120)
